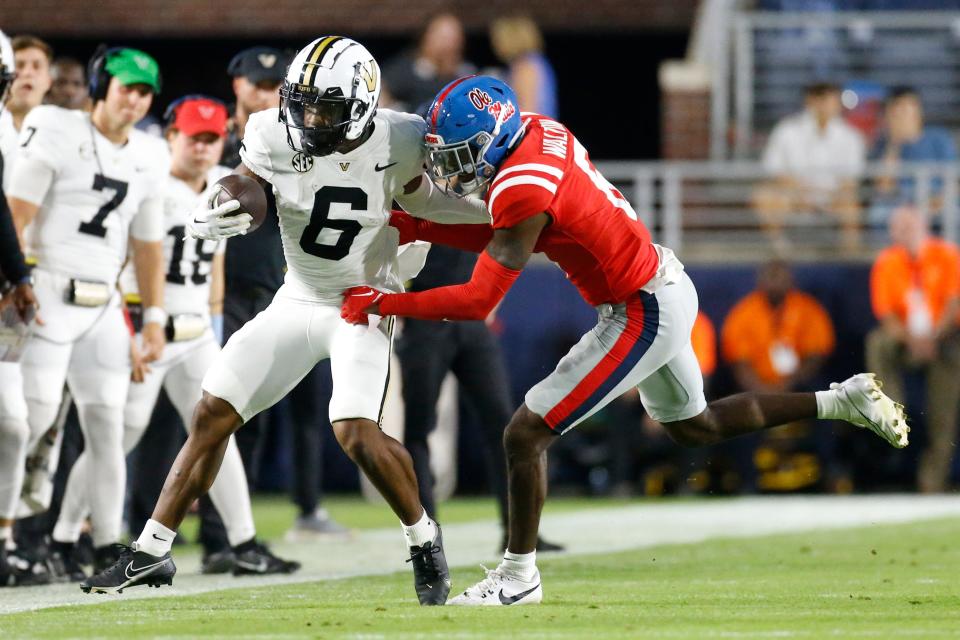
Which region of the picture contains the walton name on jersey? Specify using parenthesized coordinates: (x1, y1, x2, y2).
(239, 106, 427, 304)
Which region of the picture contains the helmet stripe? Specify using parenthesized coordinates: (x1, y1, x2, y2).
(429, 75, 475, 133)
(300, 35, 343, 86)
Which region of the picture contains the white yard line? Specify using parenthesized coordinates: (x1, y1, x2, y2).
(2, 494, 959, 615)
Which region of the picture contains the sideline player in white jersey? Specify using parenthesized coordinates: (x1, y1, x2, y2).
(50, 95, 299, 581)
(84, 36, 489, 605)
(7, 47, 169, 571)
(0, 28, 47, 588)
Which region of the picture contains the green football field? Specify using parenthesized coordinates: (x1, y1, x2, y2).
(2, 496, 959, 639)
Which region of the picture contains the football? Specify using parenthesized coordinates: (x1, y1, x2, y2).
(214, 173, 268, 233)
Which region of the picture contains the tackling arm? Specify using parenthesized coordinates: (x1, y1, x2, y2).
(343, 213, 549, 322)
(396, 175, 491, 224)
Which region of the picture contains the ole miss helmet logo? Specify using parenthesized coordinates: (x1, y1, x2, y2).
(467, 88, 516, 122)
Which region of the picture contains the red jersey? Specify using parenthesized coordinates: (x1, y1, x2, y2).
(484, 113, 660, 306)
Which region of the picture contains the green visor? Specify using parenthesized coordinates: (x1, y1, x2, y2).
(105, 48, 161, 93)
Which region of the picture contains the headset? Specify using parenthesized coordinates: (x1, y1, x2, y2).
(163, 93, 227, 127)
(87, 44, 163, 101)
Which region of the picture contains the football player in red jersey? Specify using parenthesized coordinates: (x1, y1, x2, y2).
(341, 76, 909, 606)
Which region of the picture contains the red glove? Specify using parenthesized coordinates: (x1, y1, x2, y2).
(341, 286, 386, 325)
(389, 210, 418, 245)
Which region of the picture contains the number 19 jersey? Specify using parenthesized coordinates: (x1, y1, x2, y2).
(239, 108, 427, 305)
(12, 106, 170, 283)
(120, 166, 230, 317)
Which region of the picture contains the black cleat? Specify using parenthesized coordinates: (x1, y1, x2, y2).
(200, 549, 236, 575)
(406, 525, 451, 606)
(80, 544, 176, 594)
(1, 549, 53, 587)
(231, 541, 300, 576)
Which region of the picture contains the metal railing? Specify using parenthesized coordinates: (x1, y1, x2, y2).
(593, 160, 959, 261)
(712, 8, 960, 159)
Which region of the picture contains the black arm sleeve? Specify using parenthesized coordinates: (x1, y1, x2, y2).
(0, 152, 30, 285)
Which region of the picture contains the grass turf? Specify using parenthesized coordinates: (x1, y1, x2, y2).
(2, 510, 958, 638)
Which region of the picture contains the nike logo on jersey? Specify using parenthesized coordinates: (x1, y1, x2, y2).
(125, 559, 168, 580)
(374, 161, 397, 172)
(498, 583, 540, 605)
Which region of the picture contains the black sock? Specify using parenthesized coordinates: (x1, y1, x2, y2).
(53, 541, 75, 555)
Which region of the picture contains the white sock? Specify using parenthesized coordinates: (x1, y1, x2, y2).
(0, 525, 11, 541)
(815, 389, 843, 420)
(134, 519, 176, 557)
(500, 550, 537, 580)
(401, 510, 437, 547)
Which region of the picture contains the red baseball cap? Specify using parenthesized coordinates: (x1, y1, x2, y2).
(170, 97, 228, 137)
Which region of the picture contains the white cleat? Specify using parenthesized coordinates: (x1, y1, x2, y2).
(831, 373, 909, 448)
(447, 566, 542, 606)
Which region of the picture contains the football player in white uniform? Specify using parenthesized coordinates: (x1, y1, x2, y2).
(51, 95, 298, 580)
(7, 47, 169, 573)
(0, 28, 46, 588)
(84, 36, 488, 604)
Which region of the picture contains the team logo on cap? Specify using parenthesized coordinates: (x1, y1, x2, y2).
(133, 53, 151, 70)
(258, 53, 277, 69)
(198, 104, 217, 119)
(292, 152, 313, 173)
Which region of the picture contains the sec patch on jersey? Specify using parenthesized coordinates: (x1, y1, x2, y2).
(215, 174, 268, 232)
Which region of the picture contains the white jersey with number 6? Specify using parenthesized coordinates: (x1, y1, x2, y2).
(239, 107, 427, 305)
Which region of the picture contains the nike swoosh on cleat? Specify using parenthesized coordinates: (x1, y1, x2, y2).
(236, 560, 269, 572)
(125, 560, 167, 580)
(374, 162, 397, 172)
(498, 583, 540, 605)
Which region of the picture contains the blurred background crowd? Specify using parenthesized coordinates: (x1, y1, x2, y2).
(3, 0, 960, 555)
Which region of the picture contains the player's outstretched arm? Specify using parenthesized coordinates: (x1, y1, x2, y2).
(389, 210, 492, 252)
(396, 175, 491, 224)
(342, 213, 549, 323)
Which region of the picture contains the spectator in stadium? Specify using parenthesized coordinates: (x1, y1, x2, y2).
(866, 205, 960, 493)
(197, 46, 346, 561)
(721, 261, 836, 493)
(221, 47, 288, 168)
(753, 83, 865, 251)
(489, 14, 558, 118)
(381, 12, 476, 113)
(870, 87, 958, 224)
(722, 260, 835, 394)
(46, 57, 89, 111)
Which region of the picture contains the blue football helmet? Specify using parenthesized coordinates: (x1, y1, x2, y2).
(424, 75, 524, 197)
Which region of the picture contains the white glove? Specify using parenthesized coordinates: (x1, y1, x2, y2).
(186, 185, 253, 240)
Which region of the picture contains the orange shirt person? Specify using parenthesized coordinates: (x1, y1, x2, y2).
(870, 210, 960, 363)
(691, 311, 717, 379)
(722, 261, 835, 391)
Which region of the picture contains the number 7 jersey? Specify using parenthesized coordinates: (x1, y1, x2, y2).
(486, 113, 660, 306)
(12, 105, 170, 283)
(239, 107, 428, 304)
